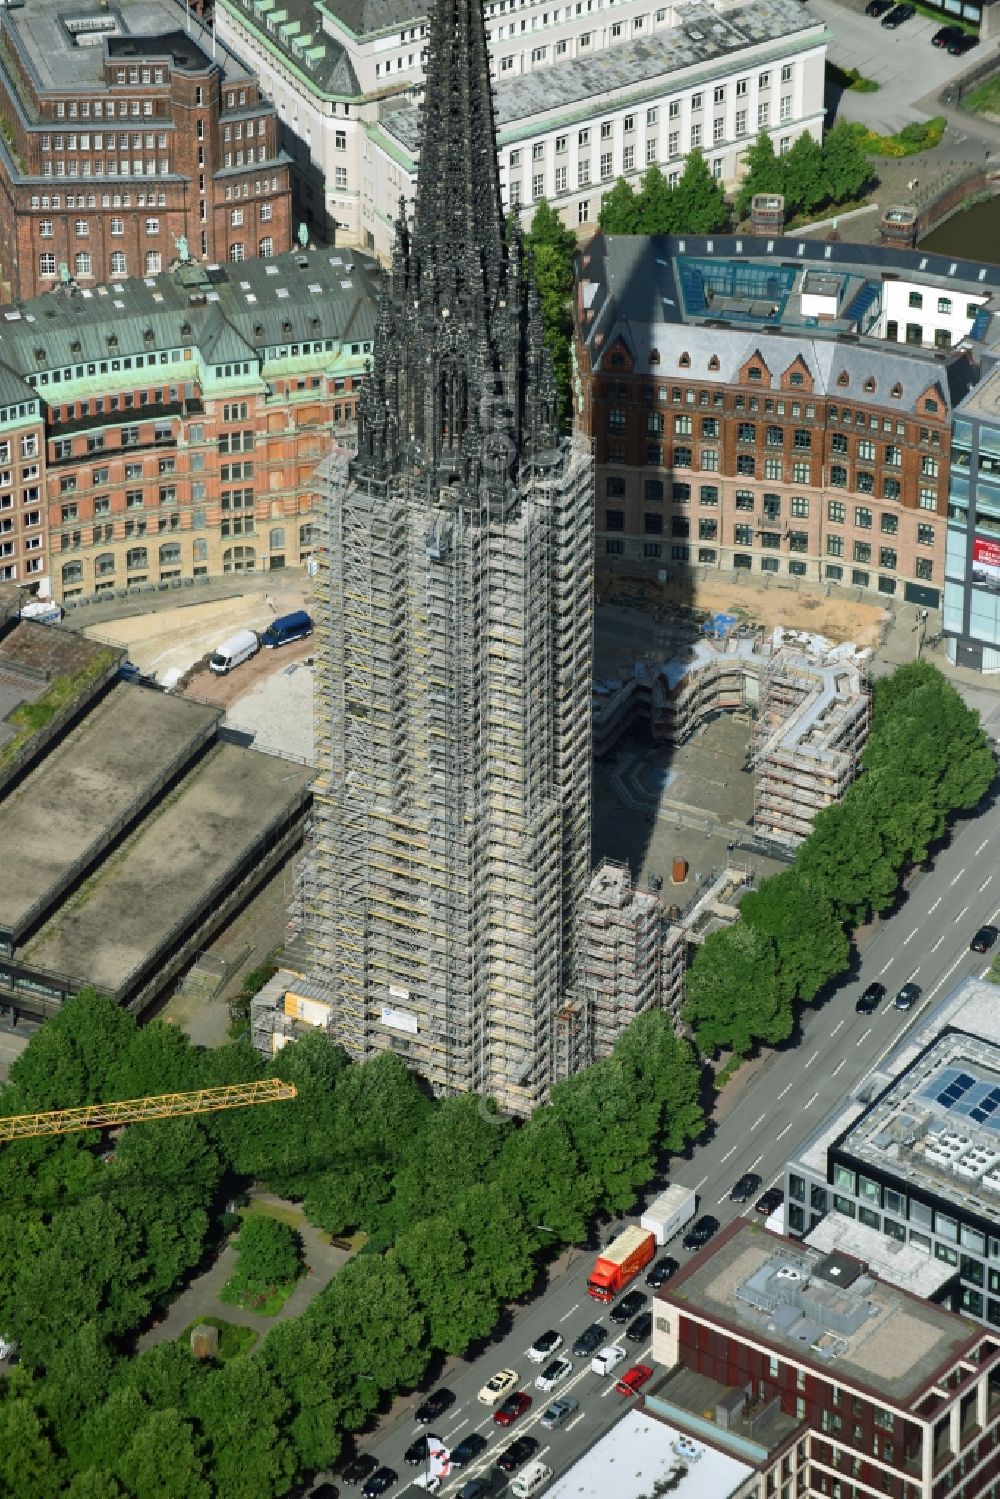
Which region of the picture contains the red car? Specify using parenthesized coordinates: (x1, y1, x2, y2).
(493, 1391, 532, 1427)
(616, 1363, 653, 1396)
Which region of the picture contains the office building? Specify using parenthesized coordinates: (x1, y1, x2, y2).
(0, 0, 292, 301)
(575, 234, 1000, 624)
(649, 1217, 1000, 1499)
(0, 248, 378, 599)
(945, 359, 1000, 673)
(215, 0, 828, 256)
(785, 977, 1000, 1329)
(305, 0, 594, 1114)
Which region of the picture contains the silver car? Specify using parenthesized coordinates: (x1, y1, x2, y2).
(540, 1396, 579, 1431)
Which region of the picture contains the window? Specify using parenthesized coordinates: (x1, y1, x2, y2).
(39, 252, 56, 277)
(854, 541, 871, 564)
(622, 146, 634, 172)
(788, 531, 808, 553)
(699, 518, 717, 540)
(734, 524, 753, 546)
(827, 534, 843, 558)
(909, 291, 923, 309)
(74, 251, 91, 276)
(690, 124, 701, 149)
(735, 109, 747, 137)
(764, 458, 782, 481)
(578, 160, 590, 186)
(673, 446, 691, 468)
(39, 219, 54, 239)
(258, 237, 273, 258)
(763, 494, 780, 521)
(916, 556, 934, 581)
(880, 513, 898, 535)
(700, 485, 718, 506)
(229, 242, 245, 263)
(917, 523, 935, 547)
(830, 464, 847, 488)
(600, 153, 613, 180)
(879, 547, 897, 570)
(790, 496, 809, 518)
(644, 479, 664, 501)
(855, 506, 872, 529)
(645, 513, 663, 535)
(735, 491, 754, 511)
(758, 102, 769, 128)
(605, 509, 624, 532)
(668, 131, 679, 158)
(74, 218, 89, 237)
(938, 296, 952, 314)
(144, 251, 161, 274)
(737, 422, 755, 444)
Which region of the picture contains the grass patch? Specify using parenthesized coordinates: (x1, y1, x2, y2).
(0, 651, 116, 766)
(988, 953, 1000, 986)
(911, 0, 977, 31)
(827, 61, 879, 93)
(845, 116, 947, 158)
(218, 1277, 299, 1317)
(180, 1317, 257, 1360)
(713, 1054, 745, 1092)
(964, 75, 1000, 118)
(238, 1199, 305, 1230)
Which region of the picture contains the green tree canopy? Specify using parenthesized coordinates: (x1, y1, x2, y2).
(821, 121, 869, 206)
(637, 165, 675, 234)
(683, 923, 790, 1057)
(229, 1214, 302, 1292)
(740, 869, 849, 1006)
(671, 149, 728, 233)
(598, 176, 640, 233)
(735, 132, 784, 220)
(782, 132, 825, 217)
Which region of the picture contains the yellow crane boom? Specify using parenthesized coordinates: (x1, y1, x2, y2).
(0, 1078, 297, 1142)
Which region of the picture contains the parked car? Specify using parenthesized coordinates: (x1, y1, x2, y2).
(610, 1290, 647, 1326)
(755, 1187, 785, 1217)
(415, 1388, 455, 1424)
(729, 1172, 762, 1204)
(626, 1312, 653, 1344)
(496, 1436, 540, 1473)
(881, 3, 915, 26)
(534, 1356, 573, 1392)
(526, 1329, 563, 1364)
(856, 981, 886, 1015)
(572, 1323, 607, 1358)
(616, 1363, 654, 1396)
(931, 22, 963, 44)
(452, 1433, 489, 1467)
(478, 1369, 520, 1406)
(361, 1468, 397, 1499)
(341, 1455, 379, 1486)
(865, 0, 892, 14)
(540, 1396, 579, 1431)
(591, 1343, 627, 1376)
(646, 1256, 679, 1289)
(683, 1215, 719, 1250)
(405, 1436, 431, 1465)
(971, 925, 998, 953)
(313, 1487, 340, 1499)
(494, 1391, 532, 1427)
(894, 981, 921, 1012)
(949, 32, 979, 52)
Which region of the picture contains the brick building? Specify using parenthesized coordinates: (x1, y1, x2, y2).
(575, 235, 1000, 618)
(0, 0, 293, 302)
(0, 247, 377, 599)
(649, 1219, 1000, 1499)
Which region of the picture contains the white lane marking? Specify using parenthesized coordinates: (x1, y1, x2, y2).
(931, 935, 945, 952)
(751, 1114, 766, 1130)
(879, 959, 892, 976)
(903, 928, 917, 945)
(804, 1051, 818, 1068)
(803, 1092, 819, 1109)
(955, 906, 969, 923)
(559, 1303, 580, 1322)
(981, 876, 993, 891)
(749, 1154, 763, 1170)
(929, 896, 942, 913)
(777, 1082, 793, 1099)
(950, 868, 966, 886)
(717, 1191, 730, 1205)
(975, 839, 989, 856)
(720, 1146, 736, 1163)
(832, 1059, 846, 1077)
(856, 1028, 872, 1047)
(776, 1124, 793, 1140)
(565, 1413, 585, 1431)
(695, 1175, 708, 1191)
(830, 1019, 845, 1036)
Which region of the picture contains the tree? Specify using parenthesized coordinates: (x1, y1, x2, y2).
(115, 1408, 210, 1499)
(0, 1396, 63, 1499)
(598, 176, 640, 233)
(228, 1215, 302, 1294)
(315, 1254, 429, 1397)
(637, 165, 675, 234)
(457, 1182, 537, 1302)
(821, 121, 869, 206)
(683, 923, 791, 1057)
(395, 1215, 496, 1355)
(611, 1011, 705, 1156)
(497, 1109, 596, 1245)
(795, 797, 898, 927)
(735, 132, 784, 220)
(392, 1093, 509, 1229)
(740, 869, 849, 1007)
(782, 132, 825, 217)
(671, 149, 728, 233)
(37, 1323, 116, 1462)
(256, 1315, 344, 1474)
(6, 990, 137, 1111)
(193, 1359, 298, 1499)
(549, 1056, 660, 1215)
(528, 196, 576, 258)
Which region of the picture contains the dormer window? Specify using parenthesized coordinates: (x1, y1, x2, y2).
(708, 354, 720, 371)
(837, 370, 849, 388)
(890, 382, 902, 399)
(678, 351, 689, 368)
(863, 376, 875, 393)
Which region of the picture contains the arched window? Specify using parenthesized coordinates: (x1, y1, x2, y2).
(223, 545, 255, 573)
(708, 354, 720, 371)
(62, 560, 83, 584)
(126, 546, 148, 571)
(678, 351, 689, 368)
(110, 252, 127, 276)
(837, 370, 849, 388)
(269, 527, 285, 550)
(95, 553, 115, 577)
(74, 251, 92, 277)
(863, 376, 876, 393)
(159, 542, 181, 566)
(145, 251, 161, 275)
(890, 383, 902, 400)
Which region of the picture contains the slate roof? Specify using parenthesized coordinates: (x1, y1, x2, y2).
(219, 0, 360, 93)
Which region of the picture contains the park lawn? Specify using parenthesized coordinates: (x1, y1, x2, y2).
(965, 76, 1000, 119)
(180, 1317, 257, 1360)
(218, 1277, 299, 1317)
(238, 1200, 305, 1230)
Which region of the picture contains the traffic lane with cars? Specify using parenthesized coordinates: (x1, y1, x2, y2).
(338, 800, 1000, 1493)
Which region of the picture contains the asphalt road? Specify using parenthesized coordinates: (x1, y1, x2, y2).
(334, 792, 1000, 1498)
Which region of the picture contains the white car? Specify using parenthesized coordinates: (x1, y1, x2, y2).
(534, 1355, 573, 1392)
(478, 1367, 520, 1406)
(591, 1343, 627, 1376)
(526, 1328, 564, 1364)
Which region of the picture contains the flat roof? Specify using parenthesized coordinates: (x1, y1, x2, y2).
(803, 1216, 955, 1301)
(0, 684, 218, 939)
(543, 1405, 753, 1499)
(664, 1220, 975, 1403)
(0, 620, 118, 754)
(2, 0, 251, 97)
(22, 740, 312, 993)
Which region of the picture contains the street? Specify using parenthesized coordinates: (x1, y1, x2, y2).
(334, 789, 999, 1497)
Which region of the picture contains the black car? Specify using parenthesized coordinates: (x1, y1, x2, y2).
(932, 22, 963, 44)
(572, 1322, 607, 1357)
(415, 1387, 455, 1424)
(894, 981, 921, 1012)
(730, 1171, 762, 1204)
(610, 1289, 647, 1325)
(312, 1488, 340, 1499)
(453, 1432, 489, 1467)
(496, 1436, 540, 1473)
(755, 1186, 785, 1217)
(404, 1435, 430, 1466)
(341, 1455, 379, 1486)
(626, 1312, 653, 1343)
(865, 0, 892, 13)
(881, 3, 915, 25)
(646, 1256, 679, 1289)
(361, 1469, 396, 1499)
(683, 1215, 719, 1251)
(856, 981, 886, 1015)
(949, 32, 979, 53)
(972, 925, 998, 953)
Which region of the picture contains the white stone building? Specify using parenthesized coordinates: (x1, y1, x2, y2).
(216, 0, 829, 257)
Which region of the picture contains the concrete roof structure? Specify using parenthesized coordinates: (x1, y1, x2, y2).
(0, 0, 251, 97)
(803, 1215, 955, 1302)
(665, 1220, 977, 1403)
(543, 1405, 753, 1499)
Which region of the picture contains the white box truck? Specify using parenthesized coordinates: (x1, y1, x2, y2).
(640, 1185, 697, 1246)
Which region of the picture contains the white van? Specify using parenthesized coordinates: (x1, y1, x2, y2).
(511, 1460, 552, 1499)
(209, 628, 259, 675)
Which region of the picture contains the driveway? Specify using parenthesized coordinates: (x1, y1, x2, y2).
(137, 1193, 351, 1355)
(811, 0, 997, 132)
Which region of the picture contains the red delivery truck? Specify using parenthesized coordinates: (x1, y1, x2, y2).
(587, 1226, 656, 1302)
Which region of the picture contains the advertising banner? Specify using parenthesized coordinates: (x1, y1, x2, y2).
(972, 536, 1000, 595)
